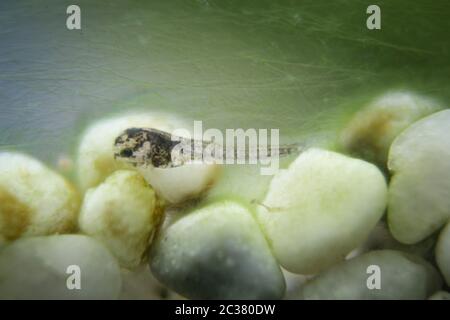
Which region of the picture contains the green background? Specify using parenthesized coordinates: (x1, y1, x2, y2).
(1, 0, 449, 163)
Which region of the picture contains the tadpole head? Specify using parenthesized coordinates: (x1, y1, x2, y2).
(113, 128, 145, 165)
(113, 127, 181, 168)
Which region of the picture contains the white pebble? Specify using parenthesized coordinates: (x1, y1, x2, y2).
(388, 109, 450, 244)
(79, 170, 163, 268)
(0, 152, 79, 244)
(340, 91, 442, 166)
(257, 148, 387, 274)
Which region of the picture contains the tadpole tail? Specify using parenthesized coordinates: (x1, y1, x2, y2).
(180, 136, 306, 162)
(264, 142, 306, 158)
(240, 142, 306, 159)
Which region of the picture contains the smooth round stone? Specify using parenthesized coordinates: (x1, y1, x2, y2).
(353, 221, 437, 261)
(436, 222, 450, 286)
(299, 250, 442, 300)
(79, 170, 163, 268)
(340, 91, 442, 166)
(388, 109, 450, 244)
(0, 235, 122, 299)
(257, 148, 387, 274)
(136, 163, 220, 204)
(0, 152, 79, 244)
(150, 199, 285, 299)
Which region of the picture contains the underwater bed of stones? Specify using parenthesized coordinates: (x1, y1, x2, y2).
(1, 0, 450, 300)
(0, 93, 449, 299)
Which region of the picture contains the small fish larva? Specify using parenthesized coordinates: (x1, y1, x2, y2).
(113, 127, 304, 169)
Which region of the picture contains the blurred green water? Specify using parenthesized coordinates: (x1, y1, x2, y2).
(1, 1, 450, 300)
(0, 0, 449, 163)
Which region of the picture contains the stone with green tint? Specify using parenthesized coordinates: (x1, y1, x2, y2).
(388, 110, 450, 244)
(436, 222, 450, 286)
(149, 200, 285, 299)
(257, 148, 387, 274)
(299, 250, 442, 300)
(0, 235, 122, 299)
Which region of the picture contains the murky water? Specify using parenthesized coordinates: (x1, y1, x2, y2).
(1, 0, 449, 166)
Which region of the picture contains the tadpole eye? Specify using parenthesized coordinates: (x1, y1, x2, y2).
(120, 148, 133, 157)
